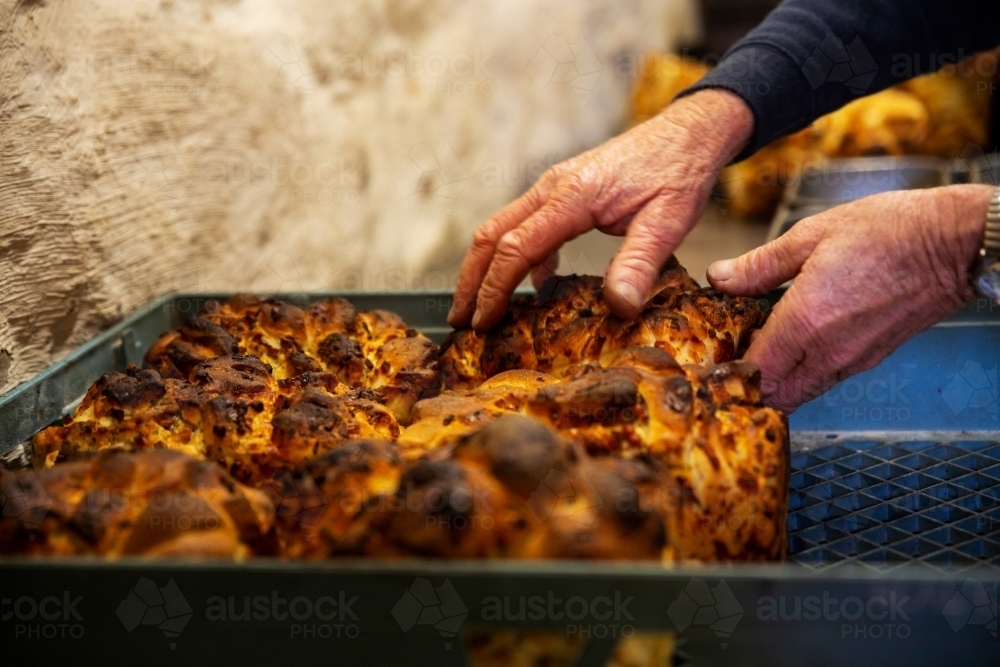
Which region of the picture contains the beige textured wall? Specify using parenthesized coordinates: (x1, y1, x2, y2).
(0, 0, 696, 393)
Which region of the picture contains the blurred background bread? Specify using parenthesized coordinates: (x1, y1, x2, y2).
(631, 50, 998, 219)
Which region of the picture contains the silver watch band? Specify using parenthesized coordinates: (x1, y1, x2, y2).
(974, 186, 1000, 303)
(985, 186, 1000, 257)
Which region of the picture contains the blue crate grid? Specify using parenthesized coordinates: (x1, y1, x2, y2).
(788, 440, 1000, 571)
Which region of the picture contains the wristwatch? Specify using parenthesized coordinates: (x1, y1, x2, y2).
(973, 186, 1000, 304)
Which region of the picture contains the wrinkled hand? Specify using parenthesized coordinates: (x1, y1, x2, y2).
(449, 89, 754, 331)
(708, 185, 993, 413)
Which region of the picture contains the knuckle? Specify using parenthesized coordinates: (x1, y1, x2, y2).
(537, 163, 566, 189)
(495, 231, 529, 265)
(790, 213, 830, 245)
(558, 168, 590, 196)
(471, 223, 498, 250)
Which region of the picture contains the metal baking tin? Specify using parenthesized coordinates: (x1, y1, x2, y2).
(767, 157, 958, 242)
(785, 157, 951, 207)
(1, 292, 998, 667)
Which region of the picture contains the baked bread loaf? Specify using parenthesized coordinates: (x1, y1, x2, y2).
(273, 415, 673, 560)
(439, 258, 766, 390)
(25, 258, 786, 564)
(32, 360, 399, 486)
(273, 413, 787, 562)
(0, 449, 273, 558)
(144, 295, 440, 423)
(399, 347, 788, 561)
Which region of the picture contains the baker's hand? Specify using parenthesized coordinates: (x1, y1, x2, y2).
(708, 185, 993, 413)
(449, 89, 754, 331)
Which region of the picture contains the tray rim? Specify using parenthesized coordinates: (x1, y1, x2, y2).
(1, 554, 996, 582)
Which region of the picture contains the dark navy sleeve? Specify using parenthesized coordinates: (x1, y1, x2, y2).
(679, 0, 1000, 160)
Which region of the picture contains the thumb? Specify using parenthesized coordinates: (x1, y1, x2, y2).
(707, 226, 820, 296)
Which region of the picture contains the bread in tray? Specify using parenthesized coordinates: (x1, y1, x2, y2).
(0, 449, 273, 558)
(19, 256, 787, 563)
(144, 294, 440, 424)
(32, 358, 399, 486)
(438, 256, 765, 390)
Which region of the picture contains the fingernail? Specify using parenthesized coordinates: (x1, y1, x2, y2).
(616, 281, 644, 310)
(471, 310, 482, 329)
(708, 259, 735, 282)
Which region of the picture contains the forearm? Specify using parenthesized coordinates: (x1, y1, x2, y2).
(682, 0, 1000, 159)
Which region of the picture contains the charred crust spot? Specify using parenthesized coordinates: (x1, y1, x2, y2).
(100, 368, 167, 409)
(190, 355, 273, 396)
(278, 372, 341, 393)
(737, 473, 759, 495)
(180, 315, 240, 355)
(456, 415, 568, 497)
(394, 459, 472, 526)
(307, 298, 359, 332)
(662, 375, 694, 413)
(318, 333, 364, 368)
(272, 389, 347, 441)
(206, 396, 253, 436)
(287, 352, 322, 376)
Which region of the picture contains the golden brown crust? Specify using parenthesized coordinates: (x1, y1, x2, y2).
(264, 439, 404, 558)
(401, 348, 789, 561)
(321, 416, 669, 560)
(33, 363, 400, 487)
(280, 414, 788, 562)
(144, 295, 441, 423)
(29, 263, 786, 564)
(439, 257, 765, 390)
(32, 368, 210, 466)
(0, 449, 274, 558)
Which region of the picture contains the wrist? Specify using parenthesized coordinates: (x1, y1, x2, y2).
(942, 184, 995, 299)
(949, 184, 994, 262)
(660, 89, 754, 169)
